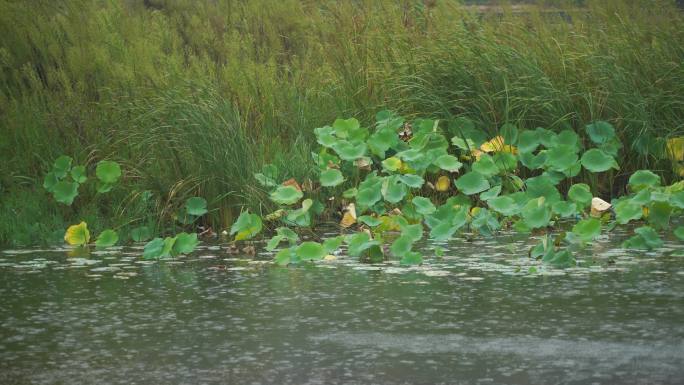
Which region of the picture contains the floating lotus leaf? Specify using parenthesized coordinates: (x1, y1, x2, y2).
(674, 226, 684, 241)
(585, 121, 616, 145)
(320, 168, 344, 187)
(628, 170, 661, 191)
(614, 200, 643, 224)
(143, 238, 165, 259)
(542, 249, 575, 268)
(70, 166, 87, 184)
(95, 229, 118, 248)
(433, 154, 462, 172)
(173, 232, 199, 254)
(185, 197, 208, 216)
(230, 211, 263, 241)
(390, 235, 414, 257)
(64, 221, 90, 246)
(323, 236, 345, 254)
(274, 247, 297, 266)
(472, 154, 498, 176)
(521, 198, 552, 229)
(400, 251, 423, 265)
(581, 149, 618, 172)
(623, 226, 663, 250)
(487, 195, 519, 216)
(567, 183, 592, 209)
(572, 218, 601, 242)
(96, 160, 121, 184)
(346, 232, 380, 257)
(270, 185, 303, 205)
(53, 181, 79, 205)
(552, 201, 577, 218)
(297, 241, 326, 261)
(454, 172, 490, 195)
(130, 226, 152, 242)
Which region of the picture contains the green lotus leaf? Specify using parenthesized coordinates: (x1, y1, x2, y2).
(614, 200, 643, 224)
(542, 249, 575, 269)
(580, 149, 618, 172)
(53, 181, 79, 205)
(545, 145, 578, 171)
(567, 183, 592, 209)
(398, 174, 424, 188)
(357, 184, 383, 208)
(382, 176, 407, 203)
(647, 201, 672, 230)
(296, 241, 326, 261)
(493, 152, 518, 172)
(346, 232, 380, 257)
(396, 148, 423, 162)
(143, 238, 165, 259)
(323, 236, 345, 254)
(95, 229, 118, 248)
(230, 211, 263, 241)
(411, 197, 436, 215)
(454, 172, 490, 195)
(342, 188, 358, 199)
(96, 182, 114, 193)
(472, 154, 498, 177)
(390, 235, 414, 257)
(358, 215, 382, 227)
(671, 191, 684, 209)
(367, 128, 398, 158)
(270, 185, 303, 205)
(400, 251, 423, 266)
(332, 140, 367, 161)
(274, 247, 297, 266)
(451, 136, 476, 151)
(43, 171, 59, 192)
(185, 197, 208, 216)
(526, 176, 561, 203)
(499, 123, 518, 144)
(332, 118, 360, 139)
(519, 151, 547, 170)
(284, 198, 313, 227)
(171, 232, 198, 255)
(623, 226, 663, 250)
(161, 237, 177, 258)
(628, 170, 661, 191)
(521, 198, 552, 229)
(314, 126, 337, 147)
(433, 154, 462, 172)
(674, 226, 684, 241)
(517, 130, 541, 153)
(382, 157, 402, 172)
(585, 121, 616, 145)
(96, 160, 121, 184)
(552, 130, 581, 151)
(53, 155, 73, 178)
(254, 173, 277, 187)
(320, 168, 344, 187)
(552, 201, 577, 218)
(487, 195, 519, 216)
(130, 226, 152, 242)
(70, 166, 87, 184)
(572, 218, 601, 242)
(479, 185, 502, 201)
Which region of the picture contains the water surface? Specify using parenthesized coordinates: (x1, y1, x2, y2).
(1, 229, 683, 384)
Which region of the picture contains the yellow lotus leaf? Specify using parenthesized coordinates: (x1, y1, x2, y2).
(469, 206, 481, 218)
(324, 254, 337, 261)
(340, 203, 357, 228)
(64, 221, 90, 246)
(666, 137, 684, 162)
(480, 136, 518, 154)
(642, 206, 650, 218)
(435, 176, 451, 192)
(677, 163, 684, 177)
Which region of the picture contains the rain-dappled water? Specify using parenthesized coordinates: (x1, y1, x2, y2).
(1, 228, 683, 385)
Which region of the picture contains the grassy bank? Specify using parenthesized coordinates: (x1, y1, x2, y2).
(1, 0, 683, 246)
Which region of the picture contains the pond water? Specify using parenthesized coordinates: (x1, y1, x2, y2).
(1, 228, 683, 385)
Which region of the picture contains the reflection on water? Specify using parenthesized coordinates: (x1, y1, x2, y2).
(1, 229, 683, 384)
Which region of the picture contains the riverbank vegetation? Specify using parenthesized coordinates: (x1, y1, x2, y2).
(1, 0, 683, 247)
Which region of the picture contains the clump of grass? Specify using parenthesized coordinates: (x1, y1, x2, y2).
(0, 0, 682, 245)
